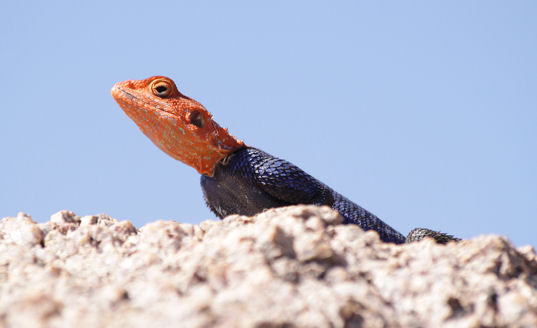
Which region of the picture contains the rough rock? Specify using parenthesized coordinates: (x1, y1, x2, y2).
(0, 206, 536, 327)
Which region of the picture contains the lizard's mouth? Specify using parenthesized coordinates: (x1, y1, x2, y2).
(115, 88, 135, 101)
(112, 84, 173, 116)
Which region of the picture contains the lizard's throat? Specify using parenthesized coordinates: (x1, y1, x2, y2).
(129, 111, 243, 176)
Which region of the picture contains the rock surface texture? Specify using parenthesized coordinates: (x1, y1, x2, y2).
(0, 206, 536, 328)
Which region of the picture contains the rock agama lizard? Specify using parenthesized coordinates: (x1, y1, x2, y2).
(111, 76, 458, 244)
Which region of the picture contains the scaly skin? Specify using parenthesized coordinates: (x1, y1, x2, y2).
(112, 76, 458, 244)
(111, 76, 243, 176)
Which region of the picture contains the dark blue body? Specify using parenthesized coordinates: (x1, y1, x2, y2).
(201, 147, 406, 244)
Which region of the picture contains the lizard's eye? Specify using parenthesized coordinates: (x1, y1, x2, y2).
(189, 110, 204, 128)
(150, 80, 172, 98)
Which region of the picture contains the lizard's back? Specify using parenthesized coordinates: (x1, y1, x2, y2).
(201, 147, 406, 243)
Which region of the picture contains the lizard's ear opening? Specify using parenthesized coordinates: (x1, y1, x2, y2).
(150, 79, 173, 98)
(189, 110, 205, 128)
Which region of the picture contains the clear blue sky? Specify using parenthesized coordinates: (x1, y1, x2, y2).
(1, 1, 536, 246)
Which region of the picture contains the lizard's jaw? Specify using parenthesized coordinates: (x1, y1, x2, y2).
(111, 78, 244, 176)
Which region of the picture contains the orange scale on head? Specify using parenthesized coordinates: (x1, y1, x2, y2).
(112, 76, 244, 176)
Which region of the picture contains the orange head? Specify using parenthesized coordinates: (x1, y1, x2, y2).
(111, 76, 244, 176)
